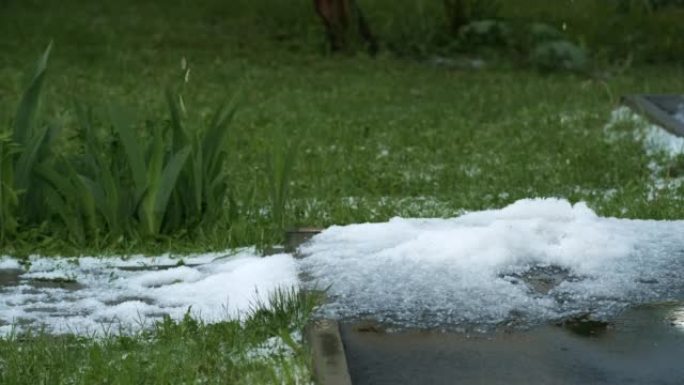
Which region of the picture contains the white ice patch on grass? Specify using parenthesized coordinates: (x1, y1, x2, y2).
(0, 250, 297, 336)
(642, 124, 684, 158)
(606, 107, 684, 198)
(0, 258, 21, 269)
(244, 332, 300, 360)
(607, 106, 684, 157)
(230, 331, 310, 384)
(128, 266, 202, 288)
(22, 270, 75, 281)
(299, 198, 684, 330)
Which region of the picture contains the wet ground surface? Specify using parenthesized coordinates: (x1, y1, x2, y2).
(0, 269, 22, 287)
(0, 269, 24, 287)
(499, 264, 578, 295)
(0, 268, 83, 290)
(341, 302, 684, 385)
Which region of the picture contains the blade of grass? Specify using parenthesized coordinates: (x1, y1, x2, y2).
(110, 106, 147, 201)
(13, 123, 49, 193)
(13, 41, 52, 147)
(0, 132, 19, 239)
(35, 159, 98, 243)
(152, 146, 191, 233)
(76, 104, 128, 237)
(266, 136, 299, 229)
(139, 125, 165, 235)
(202, 104, 237, 182)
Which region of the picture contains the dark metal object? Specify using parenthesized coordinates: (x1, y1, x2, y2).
(621, 94, 684, 137)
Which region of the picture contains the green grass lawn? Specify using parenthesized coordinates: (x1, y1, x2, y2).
(2, 33, 683, 254)
(2, 2, 683, 248)
(2, 0, 684, 383)
(0, 290, 318, 385)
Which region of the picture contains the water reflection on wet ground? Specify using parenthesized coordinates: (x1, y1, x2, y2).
(341, 302, 684, 385)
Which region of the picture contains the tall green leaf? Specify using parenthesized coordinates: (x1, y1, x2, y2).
(266, 136, 299, 229)
(14, 123, 49, 192)
(165, 89, 188, 153)
(75, 103, 127, 236)
(166, 92, 235, 228)
(13, 41, 52, 147)
(150, 146, 191, 234)
(203, 104, 236, 182)
(0, 132, 18, 239)
(35, 159, 97, 244)
(110, 106, 147, 200)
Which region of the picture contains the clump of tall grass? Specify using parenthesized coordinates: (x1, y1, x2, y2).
(1, 44, 241, 248)
(1, 42, 55, 243)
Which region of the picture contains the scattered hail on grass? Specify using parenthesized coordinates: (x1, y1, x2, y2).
(605, 106, 684, 199)
(290, 196, 465, 224)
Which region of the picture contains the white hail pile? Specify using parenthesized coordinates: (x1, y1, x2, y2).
(2, 198, 683, 334)
(298, 198, 684, 329)
(0, 250, 297, 336)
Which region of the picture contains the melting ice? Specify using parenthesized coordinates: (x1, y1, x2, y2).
(2, 198, 683, 335)
(298, 198, 684, 330)
(0, 250, 297, 336)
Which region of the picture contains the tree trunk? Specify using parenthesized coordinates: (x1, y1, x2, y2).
(313, 0, 378, 55)
(314, 0, 351, 52)
(444, 0, 469, 34)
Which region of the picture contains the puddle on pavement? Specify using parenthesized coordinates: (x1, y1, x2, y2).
(341, 302, 684, 385)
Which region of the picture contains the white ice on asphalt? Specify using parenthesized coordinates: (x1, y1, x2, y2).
(0, 250, 297, 336)
(299, 198, 684, 330)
